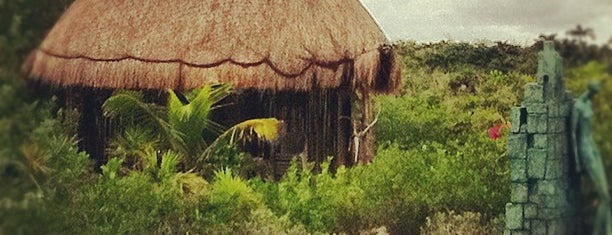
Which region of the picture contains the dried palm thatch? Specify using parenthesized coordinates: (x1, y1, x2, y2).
(23, 0, 401, 93)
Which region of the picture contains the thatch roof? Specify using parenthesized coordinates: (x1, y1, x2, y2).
(23, 0, 401, 93)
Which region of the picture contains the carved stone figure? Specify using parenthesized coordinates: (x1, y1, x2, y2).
(571, 80, 611, 235)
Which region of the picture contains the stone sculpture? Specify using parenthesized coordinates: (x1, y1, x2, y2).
(571, 80, 611, 235)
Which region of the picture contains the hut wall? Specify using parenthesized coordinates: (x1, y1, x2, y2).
(213, 88, 371, 178)
(60, 87, 113, 170)
(61, 87, 165, 170)
(56, 86, 373, 177)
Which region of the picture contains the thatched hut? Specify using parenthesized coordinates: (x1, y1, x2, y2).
(23, 0, 401, 176)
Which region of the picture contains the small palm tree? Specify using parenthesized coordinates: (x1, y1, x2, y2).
(566, 24, 596, 44)
(102, 85, 282, 172)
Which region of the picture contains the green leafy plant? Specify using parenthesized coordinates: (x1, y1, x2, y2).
(103, 85, 283, 176)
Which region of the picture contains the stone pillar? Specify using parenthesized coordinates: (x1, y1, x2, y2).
(504, 41, 578, 235)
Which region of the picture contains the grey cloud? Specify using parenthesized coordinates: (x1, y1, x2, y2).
(361, 0, 612, 44)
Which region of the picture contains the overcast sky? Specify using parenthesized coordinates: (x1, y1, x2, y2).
(361, 0, 612, 45)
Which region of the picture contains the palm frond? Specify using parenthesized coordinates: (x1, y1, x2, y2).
(107, 127, 159, 170)
(159, 151, 180, 180)
(167, 85, 231, 156)
(103, 90, 187, 156)
(199, 118, 283, 163)
(229, 118, 283, 143)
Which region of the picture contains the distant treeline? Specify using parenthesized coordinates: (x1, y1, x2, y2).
(393, 32, 612, 76)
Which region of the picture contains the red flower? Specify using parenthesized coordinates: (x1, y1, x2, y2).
(488, 124, 503, 140)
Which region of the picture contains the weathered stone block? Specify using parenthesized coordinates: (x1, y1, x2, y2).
(548, 104, 561, 117)
(523, 83, 544, 104)
(548, 134, 568, 155)
(527, 114, 548, 133)
(508, 134, 528, 159)
(545, 157, 567, 179)
(526, 104, 548, 114)
(547, 117, 567, 133)
(527, 149, 547, 179)
(546, 87, 566, 102)
(549, 103, 572, 117)
(520, 124, 528, 133)
(511, 183, 529, 203)
(511, 230, 529, 235)
(558, 178, 569, 191)
(543, 193, 567, 209)
(531, 220, 547, 235)
(536, 180, 557, 196)
(539, 208, 562, 220)
(511, 107, 527, 133)
(511, 158, 528, 182)
(533, 134, 548, 149)
(525, 203, 538, 219)
(529, 194, 550, 206)
(546, 142, 565, 160)
(506, 203, 524, 230)
(535, 196, 569, 211)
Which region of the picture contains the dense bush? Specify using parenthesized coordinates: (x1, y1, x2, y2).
(394, 40, 538, 75)
(419, 210, 503, 235)
(361, 139, 507, 234)
(1, 121, 307, 234)
(249, 133, 507, 234)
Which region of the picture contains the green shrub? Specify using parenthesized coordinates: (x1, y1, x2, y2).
(200, 144, 257, 180)
(0, 118, 90, 234)
(252, 159, 368, 233)
(242, 208, 309, 235)
(358, 134, 508, 234)
(419, 210, 503, 235)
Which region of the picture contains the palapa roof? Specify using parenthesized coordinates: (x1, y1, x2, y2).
(23, 0, 401, 93)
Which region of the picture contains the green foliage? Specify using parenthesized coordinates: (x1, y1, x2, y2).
(242, 208, 309, 235)
(102, 86, 215, 163)
(201, 169, 263, 232)
(200, 143, 257, 180)
(0, 116, 90, 235)
(393, 40, 538, 75)
(168, 86, 230, 156)
(102, 85, 282, 178)
(106, 127, 158, 171)
(419, 210, 503, 235)
(198, 117, 283, 179)
(372, 41, 530, 233)
(356, 140, 508, 234)
(103, 90, 187, 155)
(0, 0, 73, 69)
(377, 66, 531, 151)
(252, 159, 368, 233)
